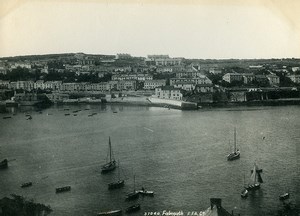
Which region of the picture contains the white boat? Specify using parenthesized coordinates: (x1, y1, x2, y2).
(97, 210, 122, 216)
(136, 189, 154, 196)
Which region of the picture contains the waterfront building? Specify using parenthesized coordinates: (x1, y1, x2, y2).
(154, 86, 183, 100)
(44, 81, 62, 91)
(16, 81, 35, 91)
(34, 80, 44, 90)
(144, 80, 166, 90)
(117, 80, 136, 91)
(90, 82, 110, 91)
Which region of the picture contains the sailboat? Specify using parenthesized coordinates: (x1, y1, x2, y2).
(0, 159, 8, 169)
(108, 161, 125, 190)
(125, 175, 139, 201)
(245, 163, 263, 191)
(241, 174, 248, 198)
(227, 128, 240, 161)
(101, 137, 116, 174)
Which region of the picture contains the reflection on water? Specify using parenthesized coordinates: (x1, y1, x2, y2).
(0, 104, 299, 216)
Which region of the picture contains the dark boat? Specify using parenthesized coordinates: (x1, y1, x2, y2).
(108, 161, 125, 190)
(21, 182, 33, 188)
(125, 175, 139, 201)
(227, 128, 240, 161)
(0, 159, 8, 169)
(26, 116, 32, 120)
(245, 163, 263, 191)
(125, 204, 140, 213)
(56, 186, 71, 193)
(65, 113, 70, 116)
(97, 210, 122, 216)
(108, 180, 125, 190)
(101, 137, 116, 174)
(3, 116, 11, 119)
(279, 193, 290, 200)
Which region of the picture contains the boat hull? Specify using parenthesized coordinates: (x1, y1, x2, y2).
(227, 152, 240, 161)
(97, 210, 122, 216)
(108, 180, 125, 190)
(21, 182, 33, 188)
(136, 190, 154, 196)
(245, 183, 260, 191)
(279, 193, 289, 200)
(56, 186, 71, 193)
(101, 162, 117, 174)
(125, 204, 140, 213)
(125, 192, 139, 201)
(0, 159, 8, 169)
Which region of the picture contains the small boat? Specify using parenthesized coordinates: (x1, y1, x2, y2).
(108, 161, 125, 190)
(2, 116, 11, 119)
(241, 174, 248, 198)
(125, 204, 140, 213)
(65, 113, 70, 116)
(73, 114, 77, 116)
(26, 116, 32, 120)
(113, 111, 118, 114)
(241, 188, 248, 198)
(97, 210, 122, 216)
(21, 182, 33, 188)
(101, 137, 116, 174)
(125, 175, 139, 201)
(279, 193, 289, 200)
(64, 108, 70, 111)
(0, 159, 8, 169)
(227, 128, 240, 161)
(55, 186, 71, 193)
(245, 163, 263, 191)
(136, 188, 154, 196)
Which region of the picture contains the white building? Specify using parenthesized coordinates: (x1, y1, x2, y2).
(144, 80, 166, 90)
(154, 86, 183, 100)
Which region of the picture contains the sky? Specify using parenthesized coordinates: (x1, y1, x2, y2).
(0, 0, 300, 59)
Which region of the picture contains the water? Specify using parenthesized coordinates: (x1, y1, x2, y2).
(0, 105, 299, 216)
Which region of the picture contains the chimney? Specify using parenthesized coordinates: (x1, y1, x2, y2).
(210, 198, 222, 210)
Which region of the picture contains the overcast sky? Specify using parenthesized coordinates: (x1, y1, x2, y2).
(1, 0, 300, 59)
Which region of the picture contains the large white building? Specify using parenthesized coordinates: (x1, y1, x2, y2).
(154, 86, 183, 100)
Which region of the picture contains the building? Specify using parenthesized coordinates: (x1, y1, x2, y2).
(46, 93, 69, 103)
(222, 73, 243, 83)
(0, 80, 10, 89)
(16, 81, 35, 91)
(175, 66, 203, 78)
(173, 82, 195, 91)
(255, 75, 269, 85)
(209, 68, 222, 75)
(291, 67, 300, 72)
(112, 74, 153, 81)
(288, 74, 300, 83)
(156, 66, 173, 73)
(146, 55, 183, 66)
(34, 80, 44, 90)
(195, 84, 214, 93)
(155, 86, 183, 100)
(170, 76, 212, 85)
(90, 82, 110, 91)
(266, 74, 280, 85)
(117, 80, 136, 91)
(242, 73, 255, 84)
(143, 80, 166, 90)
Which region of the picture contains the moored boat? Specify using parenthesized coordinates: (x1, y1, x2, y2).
(245, 163, 263, 191)
(3, 116, 11, 119)
(97, 210, 122, 216)
(241, 188, 248, 198)
(108, 180, 125, 190)
(227, 128, 240, 161)
(101, 137, 116, 174)
(136, 188, 154, 196)
(279, 193, 289, 200)
(21, 182, 33, 188)
(0, 159, 8, 169)
(125, 204, 140, 213)
(56, 186, 71, 193)
(125, 175, 139, 201)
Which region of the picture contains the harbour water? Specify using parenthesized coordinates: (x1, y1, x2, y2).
(0, 105, 299, 216)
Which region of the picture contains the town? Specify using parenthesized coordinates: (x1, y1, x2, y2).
(0, 53, 300, 109)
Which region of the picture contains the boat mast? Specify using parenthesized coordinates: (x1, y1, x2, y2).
(109, 136, 112, 163)
(133, 175, 136, 192)
(234, 127, 237, 152)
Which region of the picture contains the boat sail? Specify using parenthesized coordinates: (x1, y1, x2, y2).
(101, 137, 116, 174)
(245, 163, 263, 191)
(227, 128, 240, 161)
(125, 175, 139, 201)
(108, 161, 125, 190)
